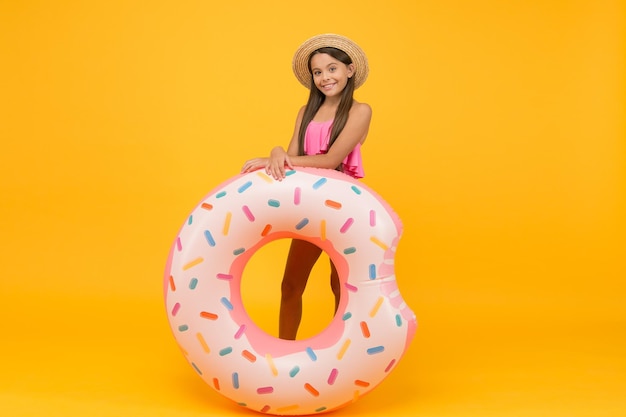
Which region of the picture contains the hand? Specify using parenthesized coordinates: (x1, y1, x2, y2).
(241, 157, 269, 174)
(266, 146, 293, 181)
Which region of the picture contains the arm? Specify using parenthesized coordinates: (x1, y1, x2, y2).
(240, 107, 305, 179)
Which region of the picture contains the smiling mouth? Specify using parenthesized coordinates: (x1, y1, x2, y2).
(322, 83, 336, 90)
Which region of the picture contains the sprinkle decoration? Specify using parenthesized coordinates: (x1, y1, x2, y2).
(242, 350, 257, 362)
(196, 333, 210, 353)
(257, 386, 274, 395)
(261, 224, 272, 236)
(304, 383, 320, 397)
(223, 212, 232, 235)
(305, 347, 317, 361)
(171, 302, 180, 316)
(204, 230, 216, 246)
(242, 205, 255, 221)
(294, 187, 301, 205)
(340, 218, 354, 233)
(324, 199, 342, 209)
(200, 311, 218, 320)
(328, 368, 339, 385)
(182, 257, 204, 270)
(312, 178, 327, 189)
(234, 324, 246, 339)
(295, 218, 309, 230)
(238, 181, 253, 193)
(266, 354, 278, 376)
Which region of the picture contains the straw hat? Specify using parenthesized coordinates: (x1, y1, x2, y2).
(292, 33, 369, 90)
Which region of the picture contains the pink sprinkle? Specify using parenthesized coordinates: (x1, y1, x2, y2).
(171, 302, 180, 316)
(340, 218, 354, 233)
(234, 324, 246, 339)
(216, 273, 233, 280)
(176, 237, 182, 251)
(369, 210, 376, 226)
(345, 283, 358, 292)
(294, 187, 301, 205)
(261, 405, 271, 413)
(257, 386, 274, 395)
(242, 205, 255, 221)
(385, 359, 397, 372)
(328, 368, 338, 385)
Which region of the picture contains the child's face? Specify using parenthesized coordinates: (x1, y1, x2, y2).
(310, 53, 355, 99)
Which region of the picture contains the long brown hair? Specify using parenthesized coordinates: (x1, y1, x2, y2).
(297, 47, 356, 167)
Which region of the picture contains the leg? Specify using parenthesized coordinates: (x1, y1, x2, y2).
(330, 260, 341, 314)
(279, 239, 322, 340)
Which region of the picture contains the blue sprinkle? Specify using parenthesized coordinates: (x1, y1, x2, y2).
(233, 247, 245, 255)
(289, 366, 300, 377)
(189, 278, 198, 289)
(204, 230, 215, 246)
(312, 178, 327, 189)
(306, 347, 317, 361)
(216, 191, 227, 198)
(237, 402, 247, 407)
(219, 347, 233, 356)
(295, 218, 309, 230)
(268, 199, 280, 207)
(342, 312, 352, 321)
(232, 372, 239, 389)
(351, 185, 362, 195)
(178, 324, 189, 332)
(396, 314, 402, 327)
(315, 407, 327, 413)
(369, 264, 377, 280)
(188, 215, 193, 225)
(343, 247, 357, 255)
(221, 297, 234, 310)
(191, 362, 202, 375)
(285, 170, 296, 176)
(238, 181, 252, 193)
(367, 346, 385, 355)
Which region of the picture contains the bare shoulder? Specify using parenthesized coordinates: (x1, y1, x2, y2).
(350, 101, 372, 120)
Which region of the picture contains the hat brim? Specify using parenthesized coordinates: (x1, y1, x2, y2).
(292, 33, 369, 90)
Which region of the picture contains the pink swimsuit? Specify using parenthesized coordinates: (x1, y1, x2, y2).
(303, 119, 365, 179)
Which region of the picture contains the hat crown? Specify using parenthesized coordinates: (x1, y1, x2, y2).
(292, 33, 369, 89)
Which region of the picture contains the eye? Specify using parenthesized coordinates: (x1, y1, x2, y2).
(329, 66, 336, 72)
(313, 70, 321, 76)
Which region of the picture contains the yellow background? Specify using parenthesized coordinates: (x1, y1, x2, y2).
(1, 0, 624, 416)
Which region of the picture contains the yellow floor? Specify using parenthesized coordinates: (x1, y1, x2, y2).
(2, 287, 624, 417)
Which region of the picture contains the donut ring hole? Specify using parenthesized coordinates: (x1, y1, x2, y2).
(240, 237, 339, 340)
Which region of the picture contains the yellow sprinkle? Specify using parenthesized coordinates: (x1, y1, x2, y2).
(196, 333, 210, 353)
(223, 212, 232, 235)
(369, 296, 384, 318)
(353, 390, 360, 402)
(337, 338, 351, 360)
(370, 236, 388, 251)
(257, 171, 273, 183)
(320, 219, 326, 241)
(276, 405, 299, 413)
(183, 257, 204, 271)
(266, 353, 278, 376)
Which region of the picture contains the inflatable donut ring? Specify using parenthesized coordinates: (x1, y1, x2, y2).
(164, 167, 417, 415)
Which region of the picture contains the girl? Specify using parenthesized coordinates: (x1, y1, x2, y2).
(241, 33, 372, 340)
